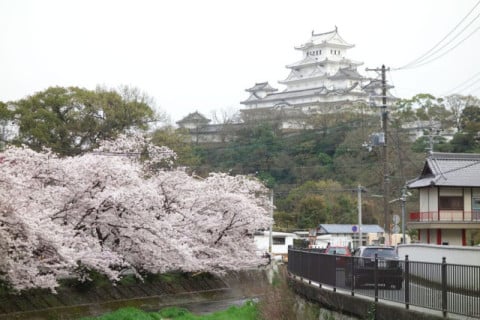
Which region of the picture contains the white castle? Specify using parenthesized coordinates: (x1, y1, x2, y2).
(239, 27, 393, 126)
(177, 27, 396, 142)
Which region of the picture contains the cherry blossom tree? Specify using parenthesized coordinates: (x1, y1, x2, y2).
(0, 133, 271, 291)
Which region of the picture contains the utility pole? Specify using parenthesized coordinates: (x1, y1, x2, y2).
(401, 187, 406, 244)
(426, 118, 438, 155)
(366, 65, 390, 244)
(268, 189, 273, 254)
(357, 185, 363, 248)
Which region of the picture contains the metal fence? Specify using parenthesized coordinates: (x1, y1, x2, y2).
(288, 247, 480, 318)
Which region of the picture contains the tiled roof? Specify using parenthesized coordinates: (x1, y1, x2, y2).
(317, 224, 384, 234)
(408, 152, 480, 188)
(329, 67, 364, 80)
(245, 82, 278, 93)
(176, 111, 210, 124)
(296, 27, 354, 49)
(241, 84, 366, 105)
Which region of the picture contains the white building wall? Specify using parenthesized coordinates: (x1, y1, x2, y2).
(419, 188, 431, 213)
(442, 229, 463, 246)
(464, 187, 472, 211)
(431, 230, 438, 244)
(253, 232, 296, 255)
(398, 244, 480, 266)
(419, 229, 426, 242)
(398, 244, 480, 290)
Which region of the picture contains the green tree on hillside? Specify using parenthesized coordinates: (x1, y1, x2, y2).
(395, 94, 453, 128)
(151, 126, 201, 168)
(12, 86, 157, 156)
(275, 180, 357, 230)
(449, 105, 480, 153)
(0, 101, 11, 120)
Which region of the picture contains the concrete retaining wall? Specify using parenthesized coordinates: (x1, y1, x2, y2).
(0, 270, 269, 320)
(288, 276, 445, 320)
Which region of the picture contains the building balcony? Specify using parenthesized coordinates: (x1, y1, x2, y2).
(408, 211, 480, 229)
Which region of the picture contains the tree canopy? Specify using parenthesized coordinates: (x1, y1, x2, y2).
(11, 86, 159, 156)
(0, 133, 271, 291)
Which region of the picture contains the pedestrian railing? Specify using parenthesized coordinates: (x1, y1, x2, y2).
(287, 247, 480, 318)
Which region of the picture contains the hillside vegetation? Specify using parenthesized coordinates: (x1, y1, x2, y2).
(168, 94, 480, 231)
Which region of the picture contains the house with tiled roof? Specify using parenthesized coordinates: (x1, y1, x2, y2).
(407, 152, 480, 246)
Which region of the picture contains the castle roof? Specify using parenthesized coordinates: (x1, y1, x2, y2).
(329, 67, 364, 80)
(176, 111, 211, 125)
(295, 27, 354, 50)
(241, 83, 365, 105)
(286, 57, 363, 69)
(245, 82, 278, 93)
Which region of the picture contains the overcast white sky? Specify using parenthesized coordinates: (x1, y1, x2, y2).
(1, 0, 480, 123)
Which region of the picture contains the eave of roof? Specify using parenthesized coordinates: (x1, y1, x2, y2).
(240, 84, 367, 105)
(408, 152, 480, 189)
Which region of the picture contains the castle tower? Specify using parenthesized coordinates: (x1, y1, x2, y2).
(240, 27, 381, 120)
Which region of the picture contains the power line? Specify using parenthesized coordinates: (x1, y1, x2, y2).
(469, 84, 480, 95)
(443, 70, 480, 95)
(407, 24, 480, 70)
(395, 0, 480, 70)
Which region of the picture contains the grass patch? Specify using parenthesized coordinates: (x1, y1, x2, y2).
(79, 301, 258, 320)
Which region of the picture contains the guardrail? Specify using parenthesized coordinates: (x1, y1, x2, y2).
(287, 247, 480, 318)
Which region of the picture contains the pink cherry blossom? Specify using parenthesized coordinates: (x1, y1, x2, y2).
(0, 134, 272, 291)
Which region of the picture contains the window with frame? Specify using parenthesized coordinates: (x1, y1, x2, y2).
(439, 196, 463, 210)
(273, 237, 286, 245)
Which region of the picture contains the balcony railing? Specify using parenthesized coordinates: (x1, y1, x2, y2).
(409, 211, 480, 222)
